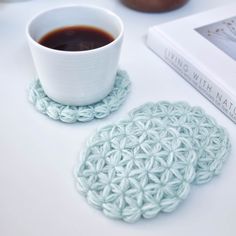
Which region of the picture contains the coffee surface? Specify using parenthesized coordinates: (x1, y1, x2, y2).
(38, 25, 114, 51)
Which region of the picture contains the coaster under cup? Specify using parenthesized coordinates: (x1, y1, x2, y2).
(28, 70, 131, 123)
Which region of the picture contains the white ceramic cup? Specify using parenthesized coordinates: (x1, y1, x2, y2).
(26, 5, 124, 106)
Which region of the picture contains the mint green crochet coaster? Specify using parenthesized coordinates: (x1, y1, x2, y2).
(129, 102, 231, 185)
(75, 101, 231, 223)
(28, 71, 130, 123)
(75, 108, 197, 223)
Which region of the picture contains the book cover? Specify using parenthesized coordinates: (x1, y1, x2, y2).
(147, 3, 236, 123)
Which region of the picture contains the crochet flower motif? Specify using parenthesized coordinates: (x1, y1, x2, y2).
(129, 102, 231, 184)
(75, 102, 231, 223)
(76, 112, 198, 222)
(28, 70, 130, 123)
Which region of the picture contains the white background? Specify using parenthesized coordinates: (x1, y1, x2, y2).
(0, 0, 236, 235)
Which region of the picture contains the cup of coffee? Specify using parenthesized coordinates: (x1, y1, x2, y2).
(26, 5, 124, 106)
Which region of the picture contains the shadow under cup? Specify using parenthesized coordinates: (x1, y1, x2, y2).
(27, 5, 124, 106)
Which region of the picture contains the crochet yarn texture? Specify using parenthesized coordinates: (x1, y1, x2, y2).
(129, 102, 231, 185)
(75, 102, 231, 223)
(28, 70, 130, 123)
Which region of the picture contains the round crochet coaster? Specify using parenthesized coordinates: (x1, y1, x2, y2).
(75, 113, 198, 223)
(129, 102, 231, 185)
(28, 70, 131, 123)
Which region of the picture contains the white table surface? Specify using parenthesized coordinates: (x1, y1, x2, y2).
(1, 0, 236, 235)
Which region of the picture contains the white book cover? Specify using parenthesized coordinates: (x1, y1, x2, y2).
(147, 3, 236, 123)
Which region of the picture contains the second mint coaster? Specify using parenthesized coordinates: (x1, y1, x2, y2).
(28, 70, 131, 123)
(129, 102, 231, 185)
(75, 108, 197, 223)
(74, 101, 231, 223)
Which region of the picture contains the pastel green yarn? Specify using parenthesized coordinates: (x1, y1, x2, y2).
(28, 70, 130, 123)
(129, 102, 231, 184)
(76, 118, 197, 223)
(75, 101, 231, 223)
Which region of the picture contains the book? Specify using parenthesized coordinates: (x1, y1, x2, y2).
(147, 3, 236, 124)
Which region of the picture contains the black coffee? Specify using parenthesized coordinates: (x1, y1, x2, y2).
(38, 25, 114, 51)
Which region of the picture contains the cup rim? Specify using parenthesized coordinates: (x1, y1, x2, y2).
(26, 4, 124, 54)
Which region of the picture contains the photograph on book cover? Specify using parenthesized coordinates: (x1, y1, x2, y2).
(196, 16, 236, 61)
